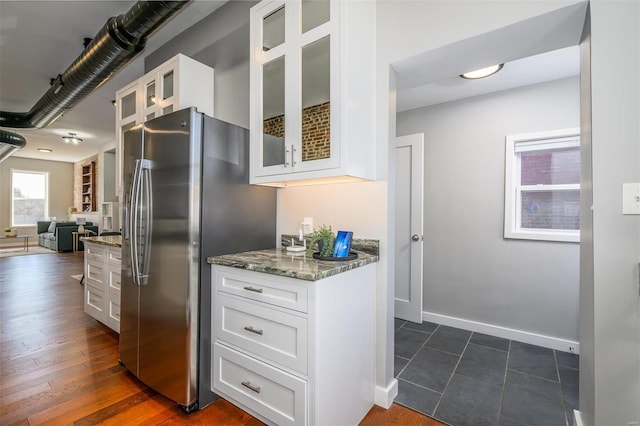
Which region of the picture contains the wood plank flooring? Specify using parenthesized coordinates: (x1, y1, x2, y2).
(0, 252, 443, 425)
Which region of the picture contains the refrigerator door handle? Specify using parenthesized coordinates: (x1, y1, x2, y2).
(138, 160, 153, 285)
(129, 159, 143, 286)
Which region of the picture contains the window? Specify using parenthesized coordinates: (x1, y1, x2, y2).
(504, 128, 580, 242)
(11, 170, 49, 227)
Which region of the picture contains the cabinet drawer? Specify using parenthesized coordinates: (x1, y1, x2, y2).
(85, 244, 105, 261)
(213, 343, 307, 426)
(86, 261, 104, 286)
(107, 299, 120, 333)
(216, 294, 307, 374)
(85, 284, 105, 322)
(108, 267, 121, 291)
(215, 268, 308, 313)
(107, 247, 122, 264)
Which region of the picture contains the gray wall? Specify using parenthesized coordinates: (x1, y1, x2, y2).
(0, 157, 74, 239)
(397, 77, 580, 342)
(578, 7, 595, 421)
(588, 1, 640, 424)
(102, 151, 117, 202)
(145, 0, 258, 129)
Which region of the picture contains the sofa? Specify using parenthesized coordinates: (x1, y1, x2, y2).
(37, 221, 98, 252)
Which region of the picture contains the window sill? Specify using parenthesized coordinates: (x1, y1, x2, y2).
(504, 229, 580, 243)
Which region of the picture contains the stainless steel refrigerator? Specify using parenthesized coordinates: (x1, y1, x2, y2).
(120, 107, 276, 413)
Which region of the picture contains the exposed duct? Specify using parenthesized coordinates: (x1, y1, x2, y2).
(0, 130, 26, 163)
(0, 0, 191, 161)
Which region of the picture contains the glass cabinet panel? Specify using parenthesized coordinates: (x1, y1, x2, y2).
(121, 92, 136, 120)
(163, 70, 174, 99)
(146, 81, 156, 108)
(301, 36, 330, 162)
(263, 6, 285, 52)
(301, 0, 329, 33)
(262, 56, 286, 167)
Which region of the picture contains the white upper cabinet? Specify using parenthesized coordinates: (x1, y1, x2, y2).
(250, 0, 375, 186)
(115, 54, 214, 195)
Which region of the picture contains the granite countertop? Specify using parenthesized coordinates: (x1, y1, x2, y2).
(81, 235, 122, 248)
(207, 237, 379, 281)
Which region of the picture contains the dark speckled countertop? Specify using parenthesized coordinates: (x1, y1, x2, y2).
(207, 237, 379, 281)
(81, 235, 122, 247)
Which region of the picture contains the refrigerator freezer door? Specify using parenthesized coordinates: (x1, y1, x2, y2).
(137, 108, 201, 407)
(120, 124, 144, 376)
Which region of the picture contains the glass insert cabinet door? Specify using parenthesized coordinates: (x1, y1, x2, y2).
(262, 56, 286, 167)
(258, 2, 287, 171)
(254, 0, 336, 176)
(300, 35, 330, 163)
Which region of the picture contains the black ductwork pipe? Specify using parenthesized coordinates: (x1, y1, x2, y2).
(0, 130, 26, 162)
(0, 0, 191, 129)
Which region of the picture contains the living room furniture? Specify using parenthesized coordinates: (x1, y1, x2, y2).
(72, 231, 91, 252)
(0, 235, 32, 252)
(37, 221, 98, 252)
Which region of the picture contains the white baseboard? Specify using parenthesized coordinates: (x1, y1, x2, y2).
(422, 311, 580, 354)
(374, 379, 398, 409)
(573, 409, 585, 426)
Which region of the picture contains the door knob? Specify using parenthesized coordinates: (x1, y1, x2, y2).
(411, 234, 420, 241)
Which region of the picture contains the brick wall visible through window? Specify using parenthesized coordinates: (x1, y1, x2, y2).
(263, 101, 330, 161)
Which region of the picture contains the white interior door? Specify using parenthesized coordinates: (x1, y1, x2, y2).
(394, 134, 424, 323)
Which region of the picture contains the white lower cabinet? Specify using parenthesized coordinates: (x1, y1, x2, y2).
(211, 264, 376, 425)
(84, 241, 121, 333)
(214, 343, 307, 426)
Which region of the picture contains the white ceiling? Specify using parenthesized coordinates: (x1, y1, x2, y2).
(1, 1, 582, 163)
(0, 0, 226, 163)
(396, 46, 580, 112)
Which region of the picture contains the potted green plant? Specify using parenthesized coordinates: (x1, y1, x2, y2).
(4, 227, 13, 237)
(306, 225, 335, 257)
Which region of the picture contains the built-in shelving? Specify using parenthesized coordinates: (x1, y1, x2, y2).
(101, 202, 119, 232)
(82, 162, 96, 212)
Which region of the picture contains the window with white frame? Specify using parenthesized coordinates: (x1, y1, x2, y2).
(504, 128, 580, 242)
(11, 170, 49, 227)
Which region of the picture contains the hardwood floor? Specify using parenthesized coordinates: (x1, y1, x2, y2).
(0, 252, 443, 425)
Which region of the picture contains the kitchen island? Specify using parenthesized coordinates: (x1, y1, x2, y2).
(82, 235, 122, 332)
(207, 242, 378, 426)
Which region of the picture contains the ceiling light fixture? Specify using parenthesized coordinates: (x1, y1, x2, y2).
(38, 148, 52, 153)
(460, 64, 504, 79)
(62, 132, 83, 145)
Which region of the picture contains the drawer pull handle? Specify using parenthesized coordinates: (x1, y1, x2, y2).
(243, 326, 264, 335)
(241, 381, 261, 394)
(243, 286, 263, 293)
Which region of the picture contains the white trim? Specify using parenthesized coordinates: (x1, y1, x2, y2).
(507, 228, 580, 243)
(504, 127, 581, 243)
(573, 409, 588, 426)
(10, 169, 49, 227)
(374, 379, 398, 409)
(421, 310, 580, 354)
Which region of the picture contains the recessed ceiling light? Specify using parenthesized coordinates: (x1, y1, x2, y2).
(38, 148, 52, 153)
(460, 64, 504, 79)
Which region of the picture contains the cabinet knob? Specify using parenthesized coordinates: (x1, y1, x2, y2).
(411, 234, 421, 241)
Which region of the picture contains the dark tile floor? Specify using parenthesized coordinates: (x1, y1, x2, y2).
(395, 319, 579, 426)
